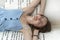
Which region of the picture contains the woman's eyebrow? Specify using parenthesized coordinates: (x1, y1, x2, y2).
(40, 15, 44, 16)
(40, 15, 45, 18)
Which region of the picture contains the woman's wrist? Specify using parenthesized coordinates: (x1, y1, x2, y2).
(32, 29, 40, 39)
(33, 35, 39, 38)
(33, 29, 39, 35)
(32, 30, 39, 38)
(32, 33, 39, 39)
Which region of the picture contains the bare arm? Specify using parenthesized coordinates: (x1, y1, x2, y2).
(23, 28, 32, 40)
(33, 29, 39, 40)
(22, 0, 40, 15)
(29, 0, 40, 8)
(38, 0, 46, 15)
(20, 25, 32, 40)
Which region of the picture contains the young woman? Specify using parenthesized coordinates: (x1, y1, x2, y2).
(19, 0, 51, 40)
(0, 0, 51, 40)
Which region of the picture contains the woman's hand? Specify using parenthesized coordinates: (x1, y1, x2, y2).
(37, 12, 44, 15)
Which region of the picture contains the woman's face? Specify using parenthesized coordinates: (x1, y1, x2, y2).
(31, 15, 47, 28)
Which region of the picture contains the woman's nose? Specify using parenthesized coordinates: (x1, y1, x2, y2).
(36, 15, 42, 20)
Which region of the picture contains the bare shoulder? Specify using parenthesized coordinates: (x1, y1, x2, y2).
(20, 12, 28, 24)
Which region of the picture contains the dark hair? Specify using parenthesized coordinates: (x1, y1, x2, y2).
(29, 15, 51, 33)
(39, 18, 51, 33)
(39, 15, 51, 33)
